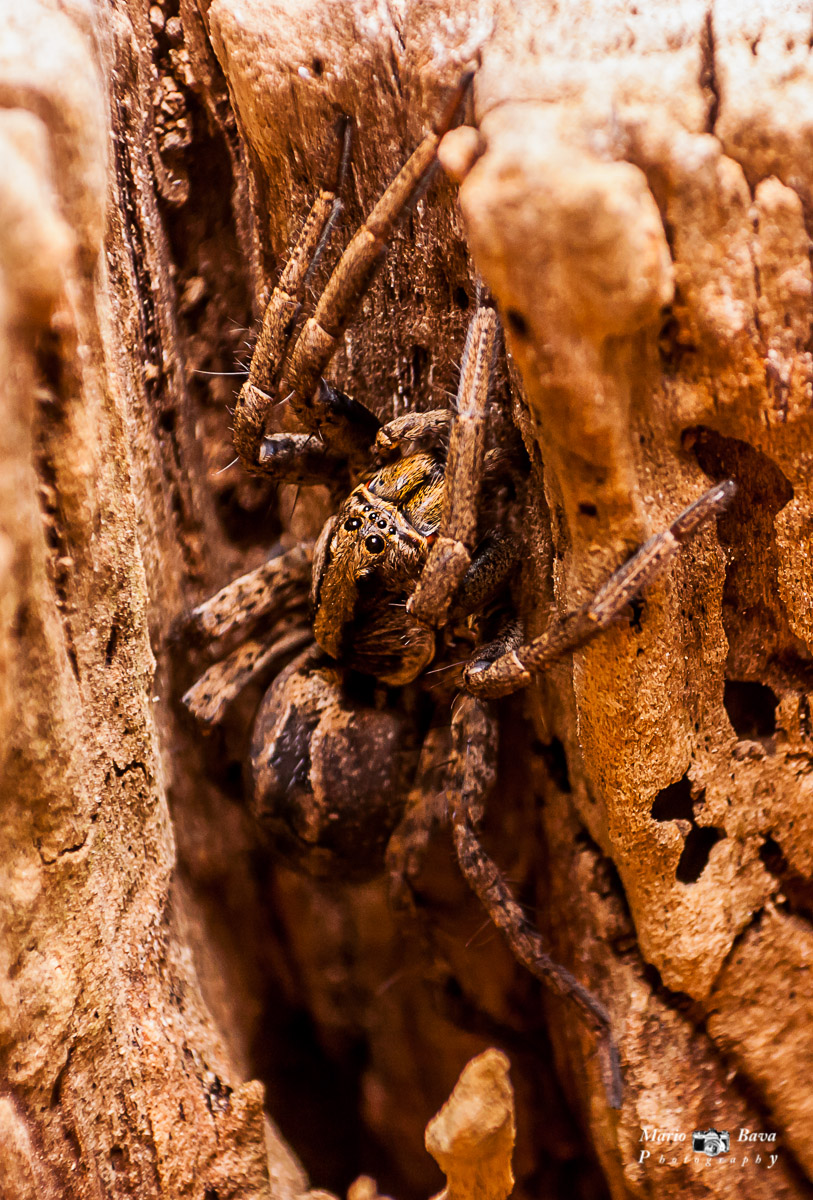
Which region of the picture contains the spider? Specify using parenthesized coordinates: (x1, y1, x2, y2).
(182, 75, 734, 1106)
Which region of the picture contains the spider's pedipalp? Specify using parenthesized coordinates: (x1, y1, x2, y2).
(375, 408, 453, 456)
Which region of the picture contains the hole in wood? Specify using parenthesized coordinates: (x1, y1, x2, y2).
(724, 679, 778, 739)
(676, 824, 725, 883)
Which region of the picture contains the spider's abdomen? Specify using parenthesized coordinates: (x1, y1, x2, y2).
(250, 654, 415, 878)
(311, 452, 446, 685)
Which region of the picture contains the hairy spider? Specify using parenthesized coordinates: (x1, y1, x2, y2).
(182, 77, 734, 1105)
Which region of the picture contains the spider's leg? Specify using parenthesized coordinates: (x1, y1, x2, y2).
(452, 815, 623, 1107)
(184, 543, 312, 644)
(181, 543, 314, 725)
(386, 726, 452, 915)
(280, 73, 473, 463)
(447, 695, 623, 1109)
(464, 478, 737, 699)
(255, 432, 350, 491)
(407, 303, 500, 626)
(442, 440, 528, 618)
(234, 119, 353, 471)
(449, 532, 521, 620)
(183, 625, 312, 726)
(482, 431, 529, 489)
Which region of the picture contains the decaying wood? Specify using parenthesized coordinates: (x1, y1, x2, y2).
(425, 1049, 515, 1200)
(3, 0, 813, 1196)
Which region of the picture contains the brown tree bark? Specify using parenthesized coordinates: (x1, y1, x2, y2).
(3, 0, 813, 1197)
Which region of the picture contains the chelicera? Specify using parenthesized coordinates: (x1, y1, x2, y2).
(182, 76, 734, 1104)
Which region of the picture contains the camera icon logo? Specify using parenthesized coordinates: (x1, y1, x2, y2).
(693, 1129, 730, 1157)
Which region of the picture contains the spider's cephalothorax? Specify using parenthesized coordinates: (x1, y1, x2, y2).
(311, 453, 445, 685)
(182, 78, 736, 1107)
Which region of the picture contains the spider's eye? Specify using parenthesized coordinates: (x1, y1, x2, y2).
(343, 517, 362, 531)
(365, 534, 385, 554)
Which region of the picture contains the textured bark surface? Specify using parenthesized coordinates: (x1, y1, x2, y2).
(3, 0, 813, 1197)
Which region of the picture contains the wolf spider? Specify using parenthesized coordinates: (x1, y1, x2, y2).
(183, 76, 734, 1105)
